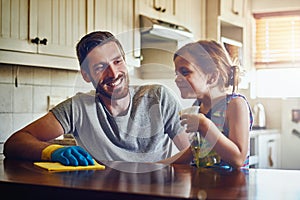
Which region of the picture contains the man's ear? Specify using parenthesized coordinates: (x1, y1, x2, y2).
(81, 69, 91, 83)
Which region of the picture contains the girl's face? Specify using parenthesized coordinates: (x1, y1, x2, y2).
(174, 54, 211, 99)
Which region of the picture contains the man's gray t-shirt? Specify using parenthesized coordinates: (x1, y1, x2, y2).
(51, 84, 185, 162)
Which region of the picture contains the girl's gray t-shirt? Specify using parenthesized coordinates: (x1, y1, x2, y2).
(51, 84, 185, 162)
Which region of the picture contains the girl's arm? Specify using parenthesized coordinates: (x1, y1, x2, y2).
(180, 97, 250, 168)
(200, 97, 250, 168)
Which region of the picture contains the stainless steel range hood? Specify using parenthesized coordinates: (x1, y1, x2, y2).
(139, 15, 193, 42)
(138, 15, 194, 79)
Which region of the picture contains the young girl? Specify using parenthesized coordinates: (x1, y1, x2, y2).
(173, 40, 253, 169)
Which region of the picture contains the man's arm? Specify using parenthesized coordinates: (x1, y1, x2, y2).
(158, 146, 193, 165)
(172, 131, 190, 151)
(157, 132, 192, 165)
(3, 112, 64, 161)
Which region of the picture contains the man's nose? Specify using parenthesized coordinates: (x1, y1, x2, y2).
(106, 64, 118, 77)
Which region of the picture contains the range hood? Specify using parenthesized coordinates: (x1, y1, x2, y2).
(139, 15, 193, 41)
(138, 15, 194, 80)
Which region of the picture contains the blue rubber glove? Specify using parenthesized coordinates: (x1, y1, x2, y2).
(51, 146, 94, 166)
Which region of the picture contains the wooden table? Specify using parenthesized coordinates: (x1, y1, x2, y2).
(1, 158, 300, 200)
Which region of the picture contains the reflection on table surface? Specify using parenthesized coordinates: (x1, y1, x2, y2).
(1, 158, 300, 199)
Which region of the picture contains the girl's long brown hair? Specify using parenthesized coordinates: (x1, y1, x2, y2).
(174, 40, 240, 93)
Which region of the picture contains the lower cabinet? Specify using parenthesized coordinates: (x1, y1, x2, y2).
(258, 132, 281, 169)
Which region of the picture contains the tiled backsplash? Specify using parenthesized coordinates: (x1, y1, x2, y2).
(0, 63, 93, 146)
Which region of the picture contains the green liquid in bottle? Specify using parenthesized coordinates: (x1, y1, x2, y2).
(191, 134, 221, 168)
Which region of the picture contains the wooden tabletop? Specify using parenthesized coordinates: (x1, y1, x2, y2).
(1, 158, 300, 200)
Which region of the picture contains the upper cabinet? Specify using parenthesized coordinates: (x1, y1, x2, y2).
(206, 0, 247, 42)
(206, 0, 252, 89)
(137, 0, 177, 24)
(0, 0, 87, 70)
(0, 0, 139, 70)
(31, 0, 87, 59)
(220, 0, 246, 26)
(87, 0, 139, 68)
(206, 0, 252, 79)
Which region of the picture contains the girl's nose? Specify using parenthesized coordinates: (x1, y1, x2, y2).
(175, 73, 184, 82)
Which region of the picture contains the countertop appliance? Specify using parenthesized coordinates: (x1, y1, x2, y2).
(252, 103, 266, 129)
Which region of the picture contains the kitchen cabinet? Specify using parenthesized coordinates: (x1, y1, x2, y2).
(137, 0, 176, 24)
(0, 0, 87, 70)
(220, 0, 246, 25)
(258, 132, 281, 169)
(206, 0, 252, 87)
(206, 0, 248, 49)
(250, 130, 281, 169)
(88, 0, 139, 68)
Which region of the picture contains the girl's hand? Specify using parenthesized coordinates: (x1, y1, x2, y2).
(180, 113, 209, 133)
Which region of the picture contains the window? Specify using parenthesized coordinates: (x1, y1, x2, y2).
(252, 11, 300, 98)
(254, 11, 300, 68)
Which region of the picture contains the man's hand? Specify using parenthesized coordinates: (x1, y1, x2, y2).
(42, 145, 94, 166)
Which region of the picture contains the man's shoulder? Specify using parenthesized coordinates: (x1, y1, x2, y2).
(131, 84, 166, 98)
(131, 83, 169, 94)
(70, 90, 96, 104)
(73, 90, 96, 98)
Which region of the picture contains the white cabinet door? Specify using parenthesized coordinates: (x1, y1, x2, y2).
(0, 0, 87, 70)
(0, 0, 36, 53)
(258, 133, 280, 169)
(206, 0, 247, 40)
(89, 0, 139, 68)
(32, 0, 87, 58)
(137, 0, 176, 23)
(220, 0, 246, 26)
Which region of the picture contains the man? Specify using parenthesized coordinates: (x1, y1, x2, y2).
(4, 31, 191, 166)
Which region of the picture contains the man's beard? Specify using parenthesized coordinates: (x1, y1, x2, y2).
(95, 72, 130, 100)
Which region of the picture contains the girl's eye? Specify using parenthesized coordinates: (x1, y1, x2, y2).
(179, 68, 191, 76)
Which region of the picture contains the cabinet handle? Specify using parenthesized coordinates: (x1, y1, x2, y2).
(292, 129, 300, 138)
(40, 38, 48, 45)
(231, 0, 239, 15)
(268, 146, 274, 167)
(31, 37, 47, 45)
(31, 37, 40, 44)
(153, 0, 166, 12)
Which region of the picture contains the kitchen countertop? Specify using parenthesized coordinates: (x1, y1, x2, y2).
(1, 157, 300, 199)
(250, 129, 280, 137)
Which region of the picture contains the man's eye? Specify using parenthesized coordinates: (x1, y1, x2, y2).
(114, 59, 123, 65)
(94, 64, 106, 72)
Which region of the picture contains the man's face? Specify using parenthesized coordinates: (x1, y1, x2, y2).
(84, 41, 129, 100)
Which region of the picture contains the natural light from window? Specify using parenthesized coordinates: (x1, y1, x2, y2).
(251, 68, 300, 98)
(253, 11, 300, 98)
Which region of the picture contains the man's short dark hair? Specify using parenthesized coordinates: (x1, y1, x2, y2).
(76, 31, 125, 71)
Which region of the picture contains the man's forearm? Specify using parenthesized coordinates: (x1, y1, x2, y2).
(4, 131, 51, 161)
(157, 147, 193, 165)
